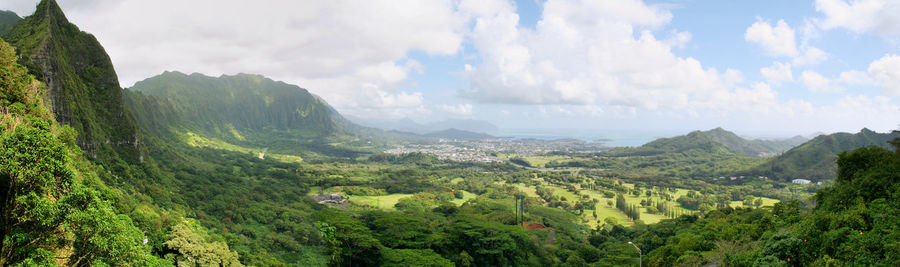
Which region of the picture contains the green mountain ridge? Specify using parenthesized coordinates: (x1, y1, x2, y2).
(605, 127, 806, 158)
(0, 10, 21, 35)
(749, 128, 900, 182)
(124, 71, 388, 160)
(642, 127, 806, 157)
(127, 71, 344, 137)
(2, 0, 142, 161)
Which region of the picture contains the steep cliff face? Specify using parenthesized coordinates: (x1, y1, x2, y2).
(3, 0, 141, 160)
(128, 71, 346, 139)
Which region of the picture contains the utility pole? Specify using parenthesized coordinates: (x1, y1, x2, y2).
(514, 195, 519, 225)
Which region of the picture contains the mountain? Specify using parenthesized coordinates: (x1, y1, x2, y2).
(123, 71, 388, 159)
(350, 116, 499, 135)
(0, 10, 21, 35)
(749, 128, 900, 182)
(696, 127, 807, 157)
(127, 71, 345, 137)
(0, 37, 170, 266)
(2, 0, 142, 160)
(422, 128, 495, 140)
(613, 127, 806, 157)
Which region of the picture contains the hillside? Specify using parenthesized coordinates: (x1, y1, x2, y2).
(0, 38, 173, 266)
(606, 142, 900, 266)
(0, 10, 20, 35)
(2, 0, 142, 161)
(601, 128, 803, 157)
(124, 71, 383, 160)
(632, 127, 806, 157)
(696, 128, 807, 156)
(749, 128, 900, 182)
(128, 71, 344, 137)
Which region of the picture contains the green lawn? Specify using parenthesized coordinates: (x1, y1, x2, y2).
(729, 197, 780, 208)
(522, 155, 572, 168)
(180, 131, 303, 163)
(348, 194, 414, 209)
(546, 185, 580, 202)
(522, 180, 702, 227)
(511, 183, 540, 198)
(451, 190, 478, 206)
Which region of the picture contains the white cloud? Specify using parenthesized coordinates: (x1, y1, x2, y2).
(745, 19, 798, 57)
(22, 0, 467, 119)
(768, 95, 898, 132)
(800, 70, 843, 92)
(792, 46, 828, 66)
(460, 0, 763, 113)
(778, 99, 815, 117)
(816, 0, 900, 36)
(868, 54, 900, 95)
(829, 95, 899, 128)
(837, 70, 872, 85)
(665, 30, 693, 49)
(438, 104, 473, 116)
(760, 62, 793, 85)
(745, 18, 827, 66)
(728, 82, 778, 112)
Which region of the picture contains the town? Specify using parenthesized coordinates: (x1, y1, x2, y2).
(385, 137, 609, 162)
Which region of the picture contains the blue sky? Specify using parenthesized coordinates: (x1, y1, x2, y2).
(2, 0, 898, 138)
(396, 0, 899, 137)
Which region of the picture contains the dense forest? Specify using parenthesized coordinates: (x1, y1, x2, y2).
(2, 1, 899, 266)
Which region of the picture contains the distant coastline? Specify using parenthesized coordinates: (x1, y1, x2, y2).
(492, 128, 681, 147)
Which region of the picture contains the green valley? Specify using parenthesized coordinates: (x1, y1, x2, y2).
(2, 1, 899, 266)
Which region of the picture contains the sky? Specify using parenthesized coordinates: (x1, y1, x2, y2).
(2, 0, 899, 138)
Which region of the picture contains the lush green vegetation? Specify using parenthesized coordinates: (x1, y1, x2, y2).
(3, 0, 143, 164)
(5, 1, 900, 266)
(598, 141, 900, 266)
(750, 128, 900, 182)
(640, 128, 806, 157)
(126, 71, 342, 139)
(0, 39, 166, 266)
(0, 10, 20, 36)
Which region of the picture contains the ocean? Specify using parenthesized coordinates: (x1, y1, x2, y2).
(491, 128, 685, 147)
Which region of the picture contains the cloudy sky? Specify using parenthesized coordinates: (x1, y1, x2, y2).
(2, 0, 899, 137)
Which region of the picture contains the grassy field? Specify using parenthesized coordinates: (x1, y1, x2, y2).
(510, 183, 540, 198)
(496, 154, 574, 168)
(348, 194, 414, 209)
(729, 197, 780, 208)
(579, 189, 631, 226)
(522, 155, 572, 168)
(180, 131, 303, 163)
(513, 179, 710, 227)
(451, 190, 478, 205)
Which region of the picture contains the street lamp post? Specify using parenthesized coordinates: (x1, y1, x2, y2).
(628, 241, 642, 267)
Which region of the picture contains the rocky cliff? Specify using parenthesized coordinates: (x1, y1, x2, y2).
(3, 0, 142, 160)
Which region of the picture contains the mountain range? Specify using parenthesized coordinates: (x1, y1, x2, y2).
(607, 127, 808, 158)
(749, 128, 900, 181)
(600, 127, 900, 182)
(0, 10, 20, 35)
